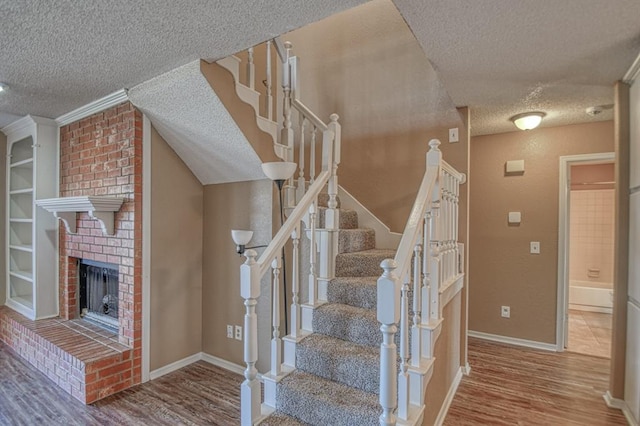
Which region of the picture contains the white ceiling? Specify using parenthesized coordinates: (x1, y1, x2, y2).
(393, 0, 640, 135)
(1, 0, 639, 140)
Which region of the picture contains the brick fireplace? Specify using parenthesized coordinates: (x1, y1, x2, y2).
(0, 102, 144, 404)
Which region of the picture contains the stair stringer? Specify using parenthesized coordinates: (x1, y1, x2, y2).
(214, 57, 288, 161)
(200, 59, 282, 164)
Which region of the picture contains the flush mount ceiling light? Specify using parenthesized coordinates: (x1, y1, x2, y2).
(510, 112, 546, 131)
(0, 83, 6, 92)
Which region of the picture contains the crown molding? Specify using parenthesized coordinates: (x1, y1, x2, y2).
(55, 89, 129, 126)
(623, 52, 640, 84)
(1, 115, 57, 136)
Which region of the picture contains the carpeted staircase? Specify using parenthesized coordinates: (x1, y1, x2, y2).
(262, 197, 395, 425)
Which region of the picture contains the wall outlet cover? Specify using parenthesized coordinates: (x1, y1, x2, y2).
(234, 325, 242, 340)
(226, 325, 233, 339)
(501, 306, 511, 318)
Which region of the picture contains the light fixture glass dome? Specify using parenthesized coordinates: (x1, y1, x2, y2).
(511, 112, 545, 131)
(261, 161, 297, 181)
(231, 229, 253, 245)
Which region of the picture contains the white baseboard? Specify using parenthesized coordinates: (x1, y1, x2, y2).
(468, 330, 557, 352)
(149, 352, 246, 380)
(603, 391, 626, 409)
(462, 363, 471, 375)
(569, 303, 612, 315)
(623, 404, 639, 426)
(435, 367, 464, 426)
(149, 353, 202, 380)
(200, 353, 246, 376)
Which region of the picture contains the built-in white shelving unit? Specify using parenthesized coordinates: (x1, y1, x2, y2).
(2, 116, 58, 320)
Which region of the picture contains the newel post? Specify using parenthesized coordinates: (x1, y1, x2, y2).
(377, 259, 401, 425)
(240, 249, 261, 426)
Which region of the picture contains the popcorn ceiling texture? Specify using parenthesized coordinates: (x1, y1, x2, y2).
(128, 61, 264, 184)
(0, 0, 367, 127)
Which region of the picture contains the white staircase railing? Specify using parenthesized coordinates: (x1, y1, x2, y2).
(231, 39, 342, 426)
(377, 140, 466, 425)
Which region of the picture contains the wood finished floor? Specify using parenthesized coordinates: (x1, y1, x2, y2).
(567, 309, 612, 358)
(0, 338, 627, 425)
(445, 338, 627, 425)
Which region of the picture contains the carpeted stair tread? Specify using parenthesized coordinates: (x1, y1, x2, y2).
(338, 228, 375, 253)
(317, 207, 358, 229)
(276, 370, 379, 426)
(296, 333, 380, 394)
(260, 412, 309, 425)
(327, 276, 378, 309)
(312, 303, 380, 347)
(336, 249, 396, 277)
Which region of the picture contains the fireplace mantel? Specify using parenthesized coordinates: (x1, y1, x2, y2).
(36, 196, 125, 235)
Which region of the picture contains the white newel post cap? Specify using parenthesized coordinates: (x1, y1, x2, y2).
(427, 139, 442, 166)
(377, 259, 401, 324)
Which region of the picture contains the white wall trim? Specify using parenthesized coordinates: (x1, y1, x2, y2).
(200, 353, 246, 376)
(624, 52, 640, 84)
(557, 152, 615, 351)
(468, 330, 557, 352)
(55, 89, 129, 126)
(141, 114, 152, 383)
(624, 405, 639, 426)
(435, 367, 464, 426)
(603, 391, 626, 409)
(149, 351, 247, 380)
(149, 353, 202, 380)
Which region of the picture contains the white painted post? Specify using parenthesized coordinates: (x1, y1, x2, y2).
(411, 243, 422, 367)
(308, 202, 318, 305)
(247, 47, 255, 90)
(281, 42, 295, 208)
(270, 257, 282, 376)
(265, 40, 273, 121)
(377, 259, 400, 426)
(297, 117, 307, 203)
(327, 114, 341, 210)
(310, 126, 316, 183)
(291, 226, 301, 338)
(240, 250, 261, 426)
(430, 234, 441, 320)
(397, 281, 410, 421)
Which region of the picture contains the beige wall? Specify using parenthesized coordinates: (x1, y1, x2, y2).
(0, 132, 5, 305)
(150, 126, 203, 370)
(285, 0, 463, 233)
(202, 179, 273, 372)
(469, 121, 614, 344)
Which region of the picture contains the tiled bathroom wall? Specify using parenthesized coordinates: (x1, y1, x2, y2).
(569, 189, 615, 285)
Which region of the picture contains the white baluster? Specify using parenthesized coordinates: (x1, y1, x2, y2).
(246, 47, 255, 90)
(422, 212, 431, 326)
(411, 243, 422, 366)
(327, 114, 341, 210)
(398, 281, 410, 421)
(297, 116, 307, 202)
(291, 226, 301, 338)
(310, 126, 316, 183)
(377, 259, 400, 426)
(430, 230, 441, 320)
(270, 257, 282, 376)
(239, 250, 260, 426)
(308, 202, 317, 305)
(265, 40, 273, 120)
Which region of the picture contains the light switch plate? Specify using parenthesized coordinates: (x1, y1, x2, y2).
(449, 128, 459, 143)
(530, 241, 540, 254)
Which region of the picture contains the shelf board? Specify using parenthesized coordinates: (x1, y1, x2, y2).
(9, 270, 34, 282)
(9, 188, 34, 195)
(9, 218, 33, 223)
(10, 158, 34, 168)
(9, 244, 33, 253)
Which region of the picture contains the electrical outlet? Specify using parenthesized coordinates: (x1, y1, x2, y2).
(235, 325, 243, 341)
(501, 306, 511, 318)
(226, 325, 233, 339)
(530, 241, 540, 254)
(449, 127, 459, 143)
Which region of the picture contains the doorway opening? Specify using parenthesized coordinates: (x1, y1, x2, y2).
(557, 152, 615, 357)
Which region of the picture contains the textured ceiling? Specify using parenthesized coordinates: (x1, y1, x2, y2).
(128, 61, 264, 185)
(0, 0, 366, 128)
(1, 0, 639, 138)
(393, 0, 640, 135)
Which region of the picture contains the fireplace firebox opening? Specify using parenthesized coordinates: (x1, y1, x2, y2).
(79, 259, 119, 333)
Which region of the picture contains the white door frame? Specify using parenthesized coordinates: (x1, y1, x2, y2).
(556, 152, 615, 351)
